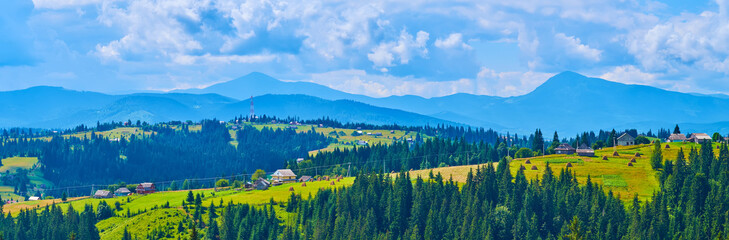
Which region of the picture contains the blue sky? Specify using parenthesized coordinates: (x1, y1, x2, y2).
(1, 0, 728, 98)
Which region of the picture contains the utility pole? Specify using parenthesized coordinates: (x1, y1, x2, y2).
(347, 163, 351, 177)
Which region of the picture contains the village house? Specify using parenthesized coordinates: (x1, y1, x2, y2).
(668, 133, 687, 142)
(136, 182, 156, 194)
(357, 140, 368, 146)
(115, 187, 131, 197)
(94, 190, 114, 199)
(554, 143, 576, 155)
(617, 133, 635, 146)
(689, 133, 712, 143)
(576, 144, 595, 157)
(296, 158, 305, 163)
(272, 169, 297, 182)
(254, 178, 270, 190)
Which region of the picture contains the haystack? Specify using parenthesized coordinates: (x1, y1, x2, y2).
(336, 178, 340, 182)
(602, 156, 608, 160)
(301, 182, 307, 187)
(525, 159, 532, 164)
(330, 181, 335, 185)
(665, 144, 670, 149)
(565, 162, 573, 168)
(325, 176, 330, 181)
(630, 158, 636, 163)
(634, 152, 641, 157)
(519, 165, 526, 170)
(613, 151, 619, 156)
(627, 162, 634, 166)
(289, 187, 294, 191)
(530, 165, 538, 170)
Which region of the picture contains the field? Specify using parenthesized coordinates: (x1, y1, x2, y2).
(3, 177, 355, 239)
(239, 123, 424, 155)
(0, 156, 38, 173)
(410, 141, 717, 202)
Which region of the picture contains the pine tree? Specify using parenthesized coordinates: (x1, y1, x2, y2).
(674, 125, 681, 134)
(651, 140, 663, 169)
(122, 226, 132, 240)
(186, 191, 194, 204)
(190, 226, 199, 240)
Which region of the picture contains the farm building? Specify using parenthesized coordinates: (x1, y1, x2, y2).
(298, 176, 313, 182)
(28, 196, 40, 201)
(115, 187, 131, 196)
(554, 143, 576, 155)
(254, 178, 271, 190)
(689, 133, 712, 143)
(272, 169, 297, 182)
(94, 190, 113, 199)
(668, 134, 687, 142)
(357, 140, 368, 146)
(373, 132, 383, 136)
(296, 158, 305, 163)
(136, 183, 156, 194)
(617, 133, 635, 146)
(576, 144, 595, 157)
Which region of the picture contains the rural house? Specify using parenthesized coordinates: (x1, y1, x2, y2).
(254, 178, 270, 190)
(617, 133, 635, 146)
(136, 182, 156, 194)
(668, 133, 687, 142)
(272, 169, 297, 182)
(94, 190, 113, 199)
(689, 133, 712, 143)
(555, 143, 576, 155)
(28, 196, 40, 201)
(576, 144, 595, 157)
(298, 176, 313, 182)
(115, 187, 131, 196)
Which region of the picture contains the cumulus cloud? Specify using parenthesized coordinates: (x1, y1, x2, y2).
(554, 33, 602, 62)
(599, 65, 660, 86)
(475, 68, 554, 97)
(32, 0, 104, 9)
(625, 4, 729, 74)
(435, 33, 472, 50)
(367, 29, 429, 69)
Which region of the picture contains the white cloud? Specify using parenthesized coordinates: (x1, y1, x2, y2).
(599, 65, 659, 86)
(32, 0, 104, 9)
(625, 0, 729, 74)
(434, 33, 472, 50)
(172, 53, 277, 65)
(475, 68, 554, 97)
(367, 29, 429, 68)
(554, 33, 602, 62)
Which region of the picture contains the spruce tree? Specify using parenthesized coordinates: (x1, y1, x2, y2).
(651, 140, 663, 169)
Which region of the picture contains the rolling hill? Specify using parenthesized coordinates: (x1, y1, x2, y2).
(188, 71, 729, 134)
(0, 87, 454, 129)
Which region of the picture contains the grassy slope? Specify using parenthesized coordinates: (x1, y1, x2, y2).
(409, 141, 718, 202)
(3, 177, 355, 239)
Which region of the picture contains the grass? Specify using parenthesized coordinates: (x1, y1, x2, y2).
(602, 175, 629, 187)
(0, 157, 38, 173)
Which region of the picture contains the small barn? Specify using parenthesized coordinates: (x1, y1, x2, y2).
(136, 183, 156, 194)
(576, 144, 595, 157)
(94, 190, 113, 199)
(254, 178, 270, 190)
(668, 134, 687, 142)
(555, 143, 576, 155)
(689, 133, 712, 144)
(28, 196, 40, 201)
(617, 133, 635, 146)
(272, 169, 297, 182)
(298, 176, 313, 182)
(114, 187, 131, 197)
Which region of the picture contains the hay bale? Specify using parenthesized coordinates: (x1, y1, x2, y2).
(665, 144, 670, 149)
(613, 151, 619, 156)
(627, 162, 634, 166)
(565, 162, 573, 168)
(336, 178, 340, 182)
(289, 187, 294, 191)
(325, 176, 330, 181)
(634, 152, 641, 157)
(630, 158, 636, 163)
(530, 165, 538, 170)
(519, 165, 526, 170)
(602, 156, 608, 160)
(330, 181, 335, 185)
(525, 159, 532, 164)
(301, 183, 307, 187)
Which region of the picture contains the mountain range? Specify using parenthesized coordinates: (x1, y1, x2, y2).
(3, 71, 729, 135)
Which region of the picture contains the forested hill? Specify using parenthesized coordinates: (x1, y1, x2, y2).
(6, 120, 330, 189)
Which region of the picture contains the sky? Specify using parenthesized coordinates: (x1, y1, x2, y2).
(1, 0, 728, 98)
